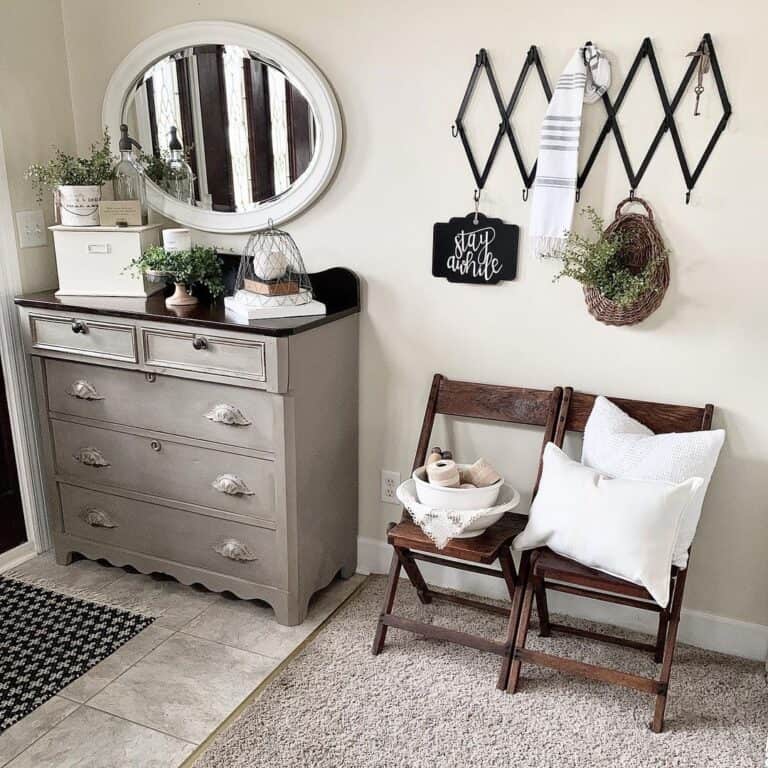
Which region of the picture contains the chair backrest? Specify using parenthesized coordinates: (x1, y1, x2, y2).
(410, 375, 562, 502)
(554, 387, 714, 447)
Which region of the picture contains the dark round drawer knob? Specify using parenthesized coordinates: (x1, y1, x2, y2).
(192, 336, 208, 350)
(71, 320, 86, 334)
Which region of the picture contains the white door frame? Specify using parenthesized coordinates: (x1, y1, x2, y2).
(0, 122, 51, 554)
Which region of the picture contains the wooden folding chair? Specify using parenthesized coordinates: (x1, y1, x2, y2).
(371, 374, 562, 689)
(507, 387, 714, 732)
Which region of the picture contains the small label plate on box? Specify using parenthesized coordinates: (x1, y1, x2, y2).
(98, 200, 143, 227)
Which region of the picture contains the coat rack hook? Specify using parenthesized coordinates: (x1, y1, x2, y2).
(575, 189, 581, 203)
(685, 189, 691, 205)
(451, 123, 458, 138)
(629, 188, 636, 201)
(522, 188, 529, 202)
(473, 188, 481, 224)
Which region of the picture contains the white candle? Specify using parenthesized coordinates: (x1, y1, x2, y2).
(163, 228, 192, 253)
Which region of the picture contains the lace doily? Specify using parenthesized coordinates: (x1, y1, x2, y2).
(395, 480, 521, 549)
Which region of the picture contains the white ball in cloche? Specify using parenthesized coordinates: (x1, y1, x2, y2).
(252, 247, 288, 281)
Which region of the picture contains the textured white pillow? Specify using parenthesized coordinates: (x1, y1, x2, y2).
(514, 444, 703, 607)
(582, 396, 725, 568)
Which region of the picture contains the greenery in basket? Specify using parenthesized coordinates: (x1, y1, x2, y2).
(127, 245, 225, 298)
(550, 207, 665, 307)
(25, 130, 115, 202)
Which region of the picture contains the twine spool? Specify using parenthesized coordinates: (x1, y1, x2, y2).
(426, 460, 460, 488)
(465, 458, 502, 488)
(584, 197, 669, 327)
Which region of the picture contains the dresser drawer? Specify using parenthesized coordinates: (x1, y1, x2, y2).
(45, 360, 274, 452)
(142, 328, 266, 382)
(30, 314, 137, 362)
(52, 420, 277, 524)
(59, 484, 284, 587)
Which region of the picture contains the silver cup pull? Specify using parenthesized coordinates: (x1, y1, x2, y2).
(205, 404, 252, 426)
(213, 539, 258, 562)
(73, 447, 110, 467)
(80, 506, 117, 528)
(67, 380, 104, 401)
(212, 474, 254, 496)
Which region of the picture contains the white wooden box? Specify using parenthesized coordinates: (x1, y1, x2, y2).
(52, 224, 165, 298)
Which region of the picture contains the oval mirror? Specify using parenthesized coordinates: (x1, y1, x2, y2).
(103, 22, 342, 233)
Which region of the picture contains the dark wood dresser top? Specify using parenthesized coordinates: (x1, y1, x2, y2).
(15, 267, 360, 337)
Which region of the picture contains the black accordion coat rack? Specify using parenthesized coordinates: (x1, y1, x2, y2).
(452, 34, 731, 205)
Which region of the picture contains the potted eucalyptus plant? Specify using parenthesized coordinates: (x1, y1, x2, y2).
(26, 130, 114, 227)
(127, 244, 224, 308)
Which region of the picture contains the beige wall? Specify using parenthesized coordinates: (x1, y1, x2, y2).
(0, 0, 76, 292)
(56, 0, 768, 627)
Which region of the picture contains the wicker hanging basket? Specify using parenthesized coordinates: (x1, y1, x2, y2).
(584, 197, 669, 326)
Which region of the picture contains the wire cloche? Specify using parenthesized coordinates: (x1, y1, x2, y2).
(233, 226, 313, 308)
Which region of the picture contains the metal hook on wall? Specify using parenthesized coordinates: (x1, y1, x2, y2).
(685, 189, 692, 205)
(522, 188, 529, 202)
(451, 123, 458, 138)
(629, 189, 636, 201)
(575, 189, 581, 203)
(473, 188, 481, 224)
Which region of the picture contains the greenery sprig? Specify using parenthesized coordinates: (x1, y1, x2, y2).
(25, 130, 115, 202)
(137, 146, 195, 186)
(550, 207, 664, 308)
(127, 245, 225, 298)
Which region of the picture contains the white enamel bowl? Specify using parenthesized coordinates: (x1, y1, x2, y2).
(412, 464, 502, 510)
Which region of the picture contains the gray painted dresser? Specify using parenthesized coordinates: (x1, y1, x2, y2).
(15, 268, 359, 625)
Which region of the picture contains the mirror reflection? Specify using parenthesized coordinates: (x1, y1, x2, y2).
(124, 45, 318, 213)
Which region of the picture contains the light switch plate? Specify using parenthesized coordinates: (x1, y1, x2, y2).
(16, 209, 47, 249)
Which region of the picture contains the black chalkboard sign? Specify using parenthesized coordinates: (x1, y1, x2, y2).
(432, 213, 518, 284)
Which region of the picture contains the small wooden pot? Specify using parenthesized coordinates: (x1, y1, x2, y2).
(165, 282, 198, 307)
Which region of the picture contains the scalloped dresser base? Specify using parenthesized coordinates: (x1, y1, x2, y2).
(53, 533, 350, 625)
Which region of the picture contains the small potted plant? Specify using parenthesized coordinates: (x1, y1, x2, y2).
(127, 244, 224, 308)
(26, 130, 114, 227)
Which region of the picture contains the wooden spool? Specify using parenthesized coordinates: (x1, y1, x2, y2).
(584, 197, 670, 327)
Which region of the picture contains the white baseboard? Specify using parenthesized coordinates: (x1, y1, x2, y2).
(0, 542, 36, 573)
(358, 536, 768, 663)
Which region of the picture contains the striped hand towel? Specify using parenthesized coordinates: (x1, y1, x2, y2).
(530, 44, 610, 256)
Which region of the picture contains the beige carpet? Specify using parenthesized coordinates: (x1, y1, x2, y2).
(193, 576, 767, 768)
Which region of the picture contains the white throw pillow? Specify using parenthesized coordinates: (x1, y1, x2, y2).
(582, 396, 725, 568)
(513, 444, 703, 607)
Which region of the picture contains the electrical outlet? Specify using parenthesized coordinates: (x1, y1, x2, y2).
(380, 470, 401, 504)
(16, 210, 47, 249)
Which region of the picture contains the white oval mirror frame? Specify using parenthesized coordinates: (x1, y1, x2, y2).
(103, 21, 343, 234)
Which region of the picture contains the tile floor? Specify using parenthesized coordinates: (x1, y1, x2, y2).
(0, 554, 365, 767)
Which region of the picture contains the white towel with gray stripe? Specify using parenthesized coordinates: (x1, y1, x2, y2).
(529, 44, 610, 256)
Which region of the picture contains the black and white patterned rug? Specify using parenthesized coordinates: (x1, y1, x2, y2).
(0, 576, 153, 731)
